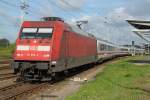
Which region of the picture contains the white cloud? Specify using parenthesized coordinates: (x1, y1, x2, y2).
(0, 9, 20, 26)
(125, 0, 150, 19)
(37, 0, 53, 17)
(109, 7, 134, 19)
(107, 7, 135, 28)
(67, 7, 145, 45)
(1, 0, 149, 44)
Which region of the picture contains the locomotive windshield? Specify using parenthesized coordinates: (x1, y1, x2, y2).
(21, 28, 53, 39)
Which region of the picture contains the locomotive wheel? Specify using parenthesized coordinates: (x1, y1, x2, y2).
(64, 70, 69, 76)
(52, 72, 65, 82)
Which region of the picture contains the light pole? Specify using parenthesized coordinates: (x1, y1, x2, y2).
(20, 0, 29, 25)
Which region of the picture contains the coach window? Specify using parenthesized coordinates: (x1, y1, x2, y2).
(100, 44, 105, 51)
(108, 46, 112, 51)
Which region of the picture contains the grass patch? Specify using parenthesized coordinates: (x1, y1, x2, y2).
(0, 44, 15, 59)
(67, 56, 150, 100)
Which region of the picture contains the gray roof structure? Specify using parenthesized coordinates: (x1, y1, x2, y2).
(127, 20, 150, 29)
(127, 20, 150, 42)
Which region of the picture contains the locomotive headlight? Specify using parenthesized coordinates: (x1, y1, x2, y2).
(16, 53, 20, 56)
(17, 45, 29, 51)
(37, 46, 50, 51)
(16, 53, 23, 56)
(52, 61, 57, 65)
(43, 54, 50, 57)
(31, 54, 36, 56)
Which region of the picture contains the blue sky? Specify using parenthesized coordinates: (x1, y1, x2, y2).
(0, 0, 149, 45)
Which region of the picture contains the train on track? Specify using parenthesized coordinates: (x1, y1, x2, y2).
(10, 17, 144, 81)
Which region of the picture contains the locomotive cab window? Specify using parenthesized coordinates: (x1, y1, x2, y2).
(21, 28, 53, 39)
(21, 28, 37, 39)
(22, 28, 37, 33)
(36, 28, 53, 38)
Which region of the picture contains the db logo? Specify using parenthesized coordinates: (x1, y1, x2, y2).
(30, 46, 37, 50)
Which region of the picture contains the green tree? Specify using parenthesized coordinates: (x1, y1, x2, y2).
(0, 38, 10, 47)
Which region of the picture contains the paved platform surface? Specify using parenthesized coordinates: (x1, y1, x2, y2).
(128, 56, 150, 64)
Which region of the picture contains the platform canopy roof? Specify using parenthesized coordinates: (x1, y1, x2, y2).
(127, 20, 150, 29)
(127, 20, 150, 42)
(132, 30, 150, 42)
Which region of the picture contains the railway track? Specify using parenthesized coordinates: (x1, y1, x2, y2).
(0, 73, 16, 81)
(0, 58, 11, 71)
(0, 63, 14, 80)
(0, 59, 11, 64)
(0, 82, 50, 100)
(0, 56, 129, 100)
(0, 65, 10, 70)
(0, 61, 9, 64)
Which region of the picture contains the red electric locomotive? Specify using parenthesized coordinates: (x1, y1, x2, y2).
(11, 17, 97, 81)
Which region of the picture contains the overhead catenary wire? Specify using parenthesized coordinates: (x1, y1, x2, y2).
(0, 0, 81, 27)
(60, 0, 76, 9)
(0, 0, 79, 20)
(0, 0, 48, 27)
(0, 0, 18, 8)
(0, 0, 45, 28)
(0, 0, 43, 18)
(47, 0, 79, 18)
